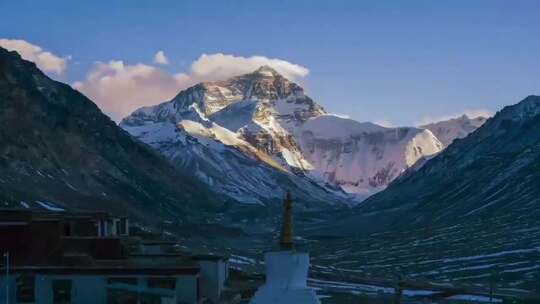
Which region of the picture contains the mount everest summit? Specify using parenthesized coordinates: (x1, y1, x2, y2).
(121, 66, 484, 204)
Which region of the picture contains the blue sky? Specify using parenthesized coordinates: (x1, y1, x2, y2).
(1, 0, 539, 125)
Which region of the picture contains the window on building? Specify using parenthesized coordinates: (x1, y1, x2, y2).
(197, 277, 200, 302)
(16, 275, 35, 302)
(111, 219, 119, 236)
(107, 289, 138, 304)
(64, 222, 72, 236)
(101, 221, 107, 236)
(119, 218, 129, 235)
(147, 277, 176, 290)
(52, 280, 72, 304)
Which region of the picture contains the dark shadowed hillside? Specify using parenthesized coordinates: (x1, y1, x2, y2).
(302, 96, 540, 294)
(356, 95, 540, 230)
(0, 47, 223, 225)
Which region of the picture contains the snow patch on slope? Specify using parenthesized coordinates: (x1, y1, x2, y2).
(297, 115, 443, 196)
(421, 115, 487, 147)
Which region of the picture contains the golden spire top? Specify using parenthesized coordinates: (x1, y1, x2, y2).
(279, 191, 294, 251)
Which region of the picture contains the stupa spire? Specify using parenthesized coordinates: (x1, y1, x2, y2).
(249, 190, 320, 304)
(280, 191, 294, 251)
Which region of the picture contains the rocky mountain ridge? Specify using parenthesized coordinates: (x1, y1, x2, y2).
(351, 95, 540, 229)
(122, 66, 450, 203)
(307, 95, 540, 293)
(420, 114, 488, 147)
(0, 46, 222, 225)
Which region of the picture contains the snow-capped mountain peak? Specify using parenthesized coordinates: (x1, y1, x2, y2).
(121, 66, 444, 203)
(253, 65, 280, 77)
(420, 114, 488, 147)
(296, 115, 443, 196)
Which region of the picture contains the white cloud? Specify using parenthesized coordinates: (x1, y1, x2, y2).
(153, 50, 169, 65)
(330, 113, 351, 119)
(74, 53, 309, 122)
(416, 109, 494, 126)
(0, 39, 67, 74)
(190, 53, 309, 82)
(73, 61, 192, 122)
(374, 119, 393, 128)
(461, 109, 494, 119)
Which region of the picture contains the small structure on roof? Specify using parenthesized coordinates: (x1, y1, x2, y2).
(249, 192, 321, 304)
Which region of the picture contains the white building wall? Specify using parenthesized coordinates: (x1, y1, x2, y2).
(249, 251, 320, 304)
(0, 276, 16, 304)
(1, 273, 197, 304)
(35, 275, 53, 304)
(34, 275, 107, 304)
(175, 275, 198, 304)
(197, 259, 228, 303)
(198, 260, 218, 302)
(217, 260, 228, 295)
(264, 251, 309, 289)
(72, 276, 108, 304)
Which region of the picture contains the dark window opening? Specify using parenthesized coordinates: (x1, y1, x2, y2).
(53, 279, 72, 304)
(147, 277, 176, 290)
(119, 218, 128, 235)
(107, 289, 138, 304)
(64, 222, 72, 236)
(16, 275, 35, 302)
(197, 277, 200, 302)
(99, 221, 106, 237)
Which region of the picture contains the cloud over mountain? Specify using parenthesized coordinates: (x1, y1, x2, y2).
(190, 53, 309, 82)
(74, 53, 309, 121)
(73, 61, 187, 122)
(0, 39, 67, 75)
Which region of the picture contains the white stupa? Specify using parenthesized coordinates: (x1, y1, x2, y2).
(249, 192, 321, 304)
